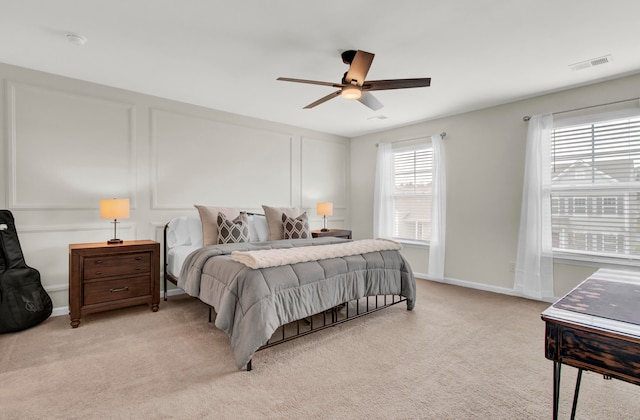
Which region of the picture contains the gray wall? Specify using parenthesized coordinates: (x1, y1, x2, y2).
(351, 72, 640, 299)
(0, 63, 350, 312)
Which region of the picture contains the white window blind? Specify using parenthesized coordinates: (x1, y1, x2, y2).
(392, 143, 432, 242)
(551, 115, 640, 261)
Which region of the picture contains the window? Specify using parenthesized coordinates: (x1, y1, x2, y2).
(392, 142, 433, 242)
(551, 114, 640, 261)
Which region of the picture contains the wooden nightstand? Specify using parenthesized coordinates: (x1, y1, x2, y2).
(69, 240, 160, 328)
(311, 229, 352, 239)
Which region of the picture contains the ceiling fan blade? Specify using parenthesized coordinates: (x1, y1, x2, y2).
(358, 92, 383, 111)
(277, 77, 344, 88)
(363, 78, 431, 91)
(303, 90, 341, 109)
(343, 50, 375, 86)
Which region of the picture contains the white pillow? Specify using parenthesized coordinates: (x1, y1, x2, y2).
(248, 214, 269, 242)
(166, 216, 191, 248)
(186, 214, 203, 247)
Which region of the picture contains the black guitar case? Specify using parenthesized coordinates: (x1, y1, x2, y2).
(0, 210, 53, 333)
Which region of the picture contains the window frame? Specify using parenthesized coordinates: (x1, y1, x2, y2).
(550, 111, 640, 267)
(390, 140, 433, 246)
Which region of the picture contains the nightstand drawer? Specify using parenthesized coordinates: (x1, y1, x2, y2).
(83, 253, 151, 280)
(83, 275, 151, 305)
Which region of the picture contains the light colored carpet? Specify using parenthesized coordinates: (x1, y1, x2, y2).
(1, 279, 639, 419)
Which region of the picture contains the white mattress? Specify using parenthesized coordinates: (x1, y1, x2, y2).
(167, 245, 200, 278)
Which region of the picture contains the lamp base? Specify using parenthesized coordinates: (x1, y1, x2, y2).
(107, 238, 123, 245)
(320, 228, 329, 232)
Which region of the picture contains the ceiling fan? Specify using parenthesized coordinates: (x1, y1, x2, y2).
(277, 49, 431, 111)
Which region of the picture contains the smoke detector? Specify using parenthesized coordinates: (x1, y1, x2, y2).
(66, 33, 87, 46)
(569, 55, 612, 71)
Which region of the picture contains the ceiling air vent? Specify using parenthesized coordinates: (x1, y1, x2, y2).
(569, 55, 613, 71)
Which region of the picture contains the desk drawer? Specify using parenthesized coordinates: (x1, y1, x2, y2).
(559, 327, 640, 383)
(83, 276, 150, 305)
(83, 253, 151, 280)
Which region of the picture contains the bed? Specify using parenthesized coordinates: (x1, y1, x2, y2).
(164, 205, 416, 370)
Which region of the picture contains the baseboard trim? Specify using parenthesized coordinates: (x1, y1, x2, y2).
(51, 275, 553, 318)
(51, 307, 69, 317)
(414, 272, 555, 303)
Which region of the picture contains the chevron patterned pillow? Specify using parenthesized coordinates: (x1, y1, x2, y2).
(217, 212, 250, 244)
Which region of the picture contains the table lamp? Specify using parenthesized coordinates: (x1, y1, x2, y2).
(316, 202, 333, 232)
(100, 198, 130, 244)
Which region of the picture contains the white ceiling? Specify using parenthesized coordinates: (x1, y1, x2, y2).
(2, 0, 640, 138)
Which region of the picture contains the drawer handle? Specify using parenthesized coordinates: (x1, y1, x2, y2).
(95, 260, 103, 265)
(109, 287, 129, 293)
(95, 271, 102, 275)
(135, 256, 142, 261)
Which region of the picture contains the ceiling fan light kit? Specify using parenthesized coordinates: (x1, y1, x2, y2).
(278, 49, 431, 110)
(341, 85, 362, 100)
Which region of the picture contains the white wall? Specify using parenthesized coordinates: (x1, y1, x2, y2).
(351, 72, 640, 299)
(0, 63, 350, 312)
(4, 60, 639, 312)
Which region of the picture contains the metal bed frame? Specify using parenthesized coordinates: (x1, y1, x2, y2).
(163, 221, 407, 371)
(207, 293, 407, 371)
(163, 221, 178, 301)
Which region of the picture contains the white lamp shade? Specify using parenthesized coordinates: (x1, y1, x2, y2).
(100, 199, 130, 219)
(316, 202, 333, 216)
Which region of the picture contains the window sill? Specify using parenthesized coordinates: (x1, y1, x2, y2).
(396, 239, 429, 248)
(553, 252, 640, 270)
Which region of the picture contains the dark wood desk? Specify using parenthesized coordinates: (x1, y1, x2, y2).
(541, 269, 640, 419)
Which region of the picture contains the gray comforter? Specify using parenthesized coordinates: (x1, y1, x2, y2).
(178, 237, 416, 369)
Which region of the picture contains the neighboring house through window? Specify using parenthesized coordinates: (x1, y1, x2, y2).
(374, 137, 434, 244)
(551, 114, 640, 262)
(393, 143, 433, 242)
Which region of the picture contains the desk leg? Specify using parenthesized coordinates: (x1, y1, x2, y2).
(570, 368, 583, 420)
(553, 361, 561, 420)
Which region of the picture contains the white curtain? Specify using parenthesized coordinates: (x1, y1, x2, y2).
(514, 114, 554, 299)
(428, 134, 446, 281)
(373, 142, 394, 239)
